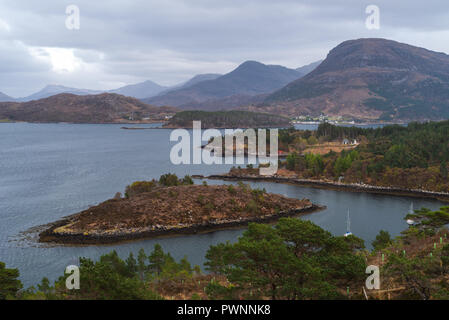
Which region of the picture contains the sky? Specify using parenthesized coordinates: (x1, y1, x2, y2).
(1, 0, 449, 97)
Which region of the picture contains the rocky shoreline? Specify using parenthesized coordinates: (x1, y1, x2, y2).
(39, 204, 323, 245)
(38, 184, 324, 245)
(201, 174, 449, 202)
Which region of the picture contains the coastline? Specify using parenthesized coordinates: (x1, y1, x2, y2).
(38, 203, 324, 245)
(202, 174, 449, 202)
(161, 124, 291, 129)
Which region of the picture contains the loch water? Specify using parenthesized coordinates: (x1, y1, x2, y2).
(0, 123, 444, 287)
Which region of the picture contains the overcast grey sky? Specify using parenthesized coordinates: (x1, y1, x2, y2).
(1, 0, 449, 97)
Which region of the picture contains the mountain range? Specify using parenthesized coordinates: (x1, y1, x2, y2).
(144, 61, 304, 110)
(108, 80, 167, 99)
(3, 38, 449, 122)
(163, 73, 222, 93)
(1, 60, 319, 110)
(3, 74, 223, 103)
(14, 85, 103, 102)
(258, 38, 449, 121)
(11, 82, 167, 102)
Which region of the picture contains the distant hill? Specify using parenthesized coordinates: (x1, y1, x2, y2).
(0, 92, 14, 102)
(16, 80, 168, 102)
(295, 60, 322, 75)
(16, 85, 102, 102)
(145, 61, 302, 110)
(109, 80, 167, 99)
(152, 73, 222, 98)
(262, 38, 449, 121)
(172, 73, 222, 91)
(0, 93, 177, 123)
(164, 110, 291, 128)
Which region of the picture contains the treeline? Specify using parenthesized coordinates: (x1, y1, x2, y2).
(285, 149, 360, 179)
(166, 110, 291, 128)
(0, 218, 366, 300)
(2, 244, 200, 300)
(205, 218, 366, 299)
(1, 207, 449, 300)
(316, 121, 449, 168)
(316, 122, 368, 140)
(364, 121, 449, 168)
(280, 121, 449, 192)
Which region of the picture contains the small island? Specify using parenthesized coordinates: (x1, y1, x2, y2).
(39, 174, 322, 245)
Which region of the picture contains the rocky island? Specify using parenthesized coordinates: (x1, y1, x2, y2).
(39, 174, 322, 245)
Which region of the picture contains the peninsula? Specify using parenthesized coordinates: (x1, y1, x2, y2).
(162, 110, 291, 128)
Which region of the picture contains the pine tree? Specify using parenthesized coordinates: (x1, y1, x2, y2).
(0, 262, 23, 299)
(371, 230, 392, 251)
(137, 249, 147, 281)
(37, 277, 51, 295)
(125, 252, 137, 276)
(149, 244, 165, 276)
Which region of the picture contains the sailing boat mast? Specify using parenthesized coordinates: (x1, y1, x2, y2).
(347, 210, 350, 233)
(407, 202, 415, 225)
(344, 209, 353, 237)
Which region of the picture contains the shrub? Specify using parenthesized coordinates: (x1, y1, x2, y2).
(251, 188, 266, 202)
(159, 173, 180, 187)
(182, 175, 194, 185)
(245, 200, 259, 214)
(227, 185, 237, 195)
(204, 202, 215, 213)
(125, 180, 156, 198)
(196, 195, 205, 205)
(168, 190, 178, 198)
(237, 181, 250, 191)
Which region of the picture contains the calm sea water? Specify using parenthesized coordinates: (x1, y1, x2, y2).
(0, 123, 444, 287)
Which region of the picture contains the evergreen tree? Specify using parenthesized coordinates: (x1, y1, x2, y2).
(0, 262, 22, 299)
(37, 277, 51, 295)
(137, 248, 147, 281)
(125, 252, 137, 275)
(205, 218, 365, 300)
(371, 230, 392, 251)
(149, 244, 165, 276)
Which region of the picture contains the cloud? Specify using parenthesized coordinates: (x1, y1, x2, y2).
(0, 0, 448, 97)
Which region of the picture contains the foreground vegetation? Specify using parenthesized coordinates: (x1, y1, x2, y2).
(2, 206, 449, 300)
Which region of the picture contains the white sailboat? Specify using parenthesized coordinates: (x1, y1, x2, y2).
(344, 210, 353, 237)
(406, 202, 415, 225)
